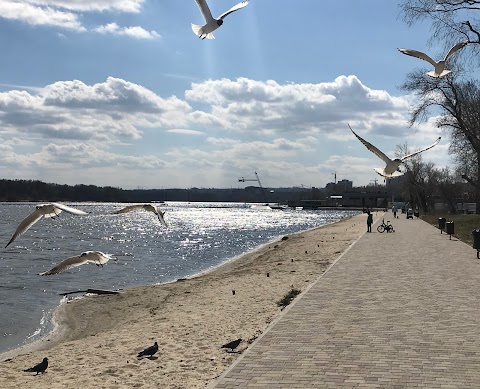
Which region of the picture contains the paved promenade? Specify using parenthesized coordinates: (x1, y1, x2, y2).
(211, 213, 480, 388)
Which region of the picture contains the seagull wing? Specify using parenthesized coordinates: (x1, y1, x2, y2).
(194, 0, 214, 22)
(218, 0, 249, 20)
(40, 254, 89, 275)
(40, 252, 111, 276)
(5, 209, 43, 248)
(155, 208, 168, 227)
(398, 48, 437, 67)
(348, 124, 392, 164)
(52, 203, 88, 216)
(401, 137, 441, 161)
(112, 204, 145, 214)
(444, 39, 469, 61)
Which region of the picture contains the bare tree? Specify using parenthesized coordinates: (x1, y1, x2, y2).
(395, 142, 437, 212)
(401, 0, 480, 45)
(400, 71, 480, 212)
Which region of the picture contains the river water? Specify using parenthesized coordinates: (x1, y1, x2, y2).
(0, 202, 359, 354)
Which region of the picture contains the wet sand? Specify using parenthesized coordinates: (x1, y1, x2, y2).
(0, 212, 372, 389)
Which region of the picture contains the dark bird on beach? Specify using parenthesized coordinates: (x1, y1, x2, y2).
(221, 338, 242, 352)
(137, 341, 158, 358)
(24, 357, 48, 375)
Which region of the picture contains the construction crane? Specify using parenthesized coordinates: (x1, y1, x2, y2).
(238, 171, 268, 204)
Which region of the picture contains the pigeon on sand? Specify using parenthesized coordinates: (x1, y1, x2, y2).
(137, 341, 158, 358)
(5, 203, 88, 248)
(113, 204, 167, 227)
(24, 357, 48, 375)
(39, 251, 113, 276)
(192, 0, 249, 39)
(221, 338, 242, 352)
(348, 124, 441, 179)
(398, 40, 468, 78)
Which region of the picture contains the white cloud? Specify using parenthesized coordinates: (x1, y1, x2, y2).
(0, 0, 85, 30)
(95, 23, 160, 40)
(0, 0, 157, 39)
(0, 77, 192, 142)
(167, 129, 204, 136)
(185, 75, 411, 136)
(23, 0, 144, 12)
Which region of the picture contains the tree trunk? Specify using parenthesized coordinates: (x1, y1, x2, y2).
(476, 155, 480, 214)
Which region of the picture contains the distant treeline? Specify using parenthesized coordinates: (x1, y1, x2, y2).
(0, 179, 315, 203)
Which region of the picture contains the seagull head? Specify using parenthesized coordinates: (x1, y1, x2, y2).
(217, 19, 223, 26)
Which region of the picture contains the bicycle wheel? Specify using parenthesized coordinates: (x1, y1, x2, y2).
(377, 225, 385, 233)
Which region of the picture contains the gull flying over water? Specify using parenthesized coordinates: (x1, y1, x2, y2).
(5, 203, 88, 248)
(39, 251, 113, 276)
(113, 204, 167, 227)
(398, 40, 468, 78)
(348, 124, 441, 179)
(192, 0, 249, 40)
(23, 357, 48, 375)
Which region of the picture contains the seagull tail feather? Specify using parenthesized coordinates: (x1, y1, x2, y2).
(427, 70, 451, 78)
(191, 24, 203, 37)
(191, 24, 214, 39)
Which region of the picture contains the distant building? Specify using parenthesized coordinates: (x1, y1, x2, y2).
(325, 179, 353, 193)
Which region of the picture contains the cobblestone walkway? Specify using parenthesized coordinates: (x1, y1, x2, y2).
(211, 214, 480, 388)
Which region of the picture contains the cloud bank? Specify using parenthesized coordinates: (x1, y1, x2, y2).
(0, 75, 445, 188)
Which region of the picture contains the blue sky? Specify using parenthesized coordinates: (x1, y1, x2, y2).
(0, 0, 460, 189)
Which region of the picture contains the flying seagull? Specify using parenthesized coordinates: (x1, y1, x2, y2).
(24, 357, 48, 375)
(39, 251, 113, 276)
(398, 40, 468, 78)
(137, 341, 158, 358)
(113, 204, 167, 227)
(348, 124, 441, 179)
(221, 338, 242, 352)
(192, 0, 249, 40)
(5, 203, 89, 248)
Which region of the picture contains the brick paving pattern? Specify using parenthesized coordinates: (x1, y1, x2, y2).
(211, 214, 480, 388)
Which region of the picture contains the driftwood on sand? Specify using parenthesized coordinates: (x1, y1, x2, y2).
(59, 289, 121, 296)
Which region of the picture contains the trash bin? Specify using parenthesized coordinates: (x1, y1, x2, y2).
(438, 217, 446, 233)
(472, 229, 480, 258)
(446, 221, 454, 239)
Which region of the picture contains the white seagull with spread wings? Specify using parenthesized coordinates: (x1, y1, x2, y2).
(348, 124, 441, 179)
(113, 204, 167, 227)
(40, 251, 113, 276)
(192, 0, 249, 40)
(398, 40, 468, 78)
(5, 203, 88, 248)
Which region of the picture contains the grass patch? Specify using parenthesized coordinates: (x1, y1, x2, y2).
(421, 213, 480, 245)
(277, 288, 301, 309)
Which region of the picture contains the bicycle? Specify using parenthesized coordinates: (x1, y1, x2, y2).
(377, 218, 395, 233)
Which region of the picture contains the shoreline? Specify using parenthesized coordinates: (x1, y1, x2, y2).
(0, 212, 374, 389)
(0, 215, 350, 360)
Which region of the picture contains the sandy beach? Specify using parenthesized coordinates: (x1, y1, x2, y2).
(0, 212, 374, 389)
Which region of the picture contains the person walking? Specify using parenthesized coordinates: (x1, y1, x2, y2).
(392, 205, 397, 218)
(367, 210, 373, 232)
